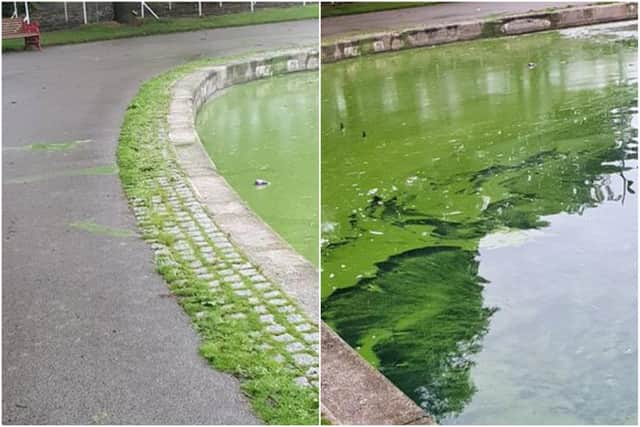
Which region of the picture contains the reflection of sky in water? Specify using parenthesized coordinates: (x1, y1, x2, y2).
(455, 98, 638, 424)
(461, 192, 636, 424)
(322, 21, 637, 424)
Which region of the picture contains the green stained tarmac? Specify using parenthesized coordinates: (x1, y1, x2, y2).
(69, 221, 135, 237)
(5, 164, 118, 184)
(322, 23, 637, 423)
(4, 139, 90, 152)
(196, 72, 319, 265)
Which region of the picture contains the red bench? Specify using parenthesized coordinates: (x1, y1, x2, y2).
(2, 18, 41, 50)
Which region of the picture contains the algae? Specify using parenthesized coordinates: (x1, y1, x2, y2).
(4, 139, 90, 152)
(5, 164, 119, 184)
(196, 72, 319, 265)
(69, 221, 136, 238)
(321, 25, 637, 423)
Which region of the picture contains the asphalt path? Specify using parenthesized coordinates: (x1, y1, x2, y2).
(321, 2, 580, 38)
(2, 19, 317, 424)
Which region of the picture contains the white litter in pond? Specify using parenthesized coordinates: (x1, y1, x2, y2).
(480, 195, 491, 211)
(322, 222, 338, 233)
(406, 176, 418, 185)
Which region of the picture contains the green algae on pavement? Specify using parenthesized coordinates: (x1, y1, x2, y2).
(5, 164, 119, 184)
(69, 221, 135, 238)
(321, 23, 637, 423)
(196, 72, 319, 265)
(3, 139, 90, 152)
(117, 53, 318, 425)
(27, 139, 90, 152)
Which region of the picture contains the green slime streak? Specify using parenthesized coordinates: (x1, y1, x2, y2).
(196, 72, 319, 265)
(321, 29, 637, 422)
(4, 139, 90, 152)
(5, 164, 119, 184)
(27, 139, 90, 152)
(69, 221, 135, 238)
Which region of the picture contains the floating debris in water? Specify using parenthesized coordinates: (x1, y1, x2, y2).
(527, 62, 537, 69)
(362, 131, 367, 138)
(479, 228, 544, 250)
(322, 222, 338, 233)
(254, 179, 270, 187)
(560, 20, 638, 41)
(481, 195, 491, 211)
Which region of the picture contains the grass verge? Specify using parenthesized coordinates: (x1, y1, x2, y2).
(116, 53, 318, 424)
(3, 5, 317, 52)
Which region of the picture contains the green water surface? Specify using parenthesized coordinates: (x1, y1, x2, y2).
(196, 72, 319, 265)
(321, 22, 637, 424)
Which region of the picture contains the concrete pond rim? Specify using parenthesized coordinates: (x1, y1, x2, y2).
(166, 48, 431, 425)
(168, 48, 320, 321)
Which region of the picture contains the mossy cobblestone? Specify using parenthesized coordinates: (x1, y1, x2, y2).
(117, 54, 318, 424)
(133, 176, 318, 377)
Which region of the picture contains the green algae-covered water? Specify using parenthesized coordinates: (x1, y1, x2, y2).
(196, 72, 318, 265)
(321, 22, 637, 424)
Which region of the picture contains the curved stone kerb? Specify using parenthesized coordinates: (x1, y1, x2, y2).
(167, 49, 319, 321)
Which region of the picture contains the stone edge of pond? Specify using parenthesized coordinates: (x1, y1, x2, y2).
(321, 324, 436, 425)
(321, 2, 638, 63)
(169, 49, 432, 425)
(121, 51, 323, 424)
(169, 49, 319, 320)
